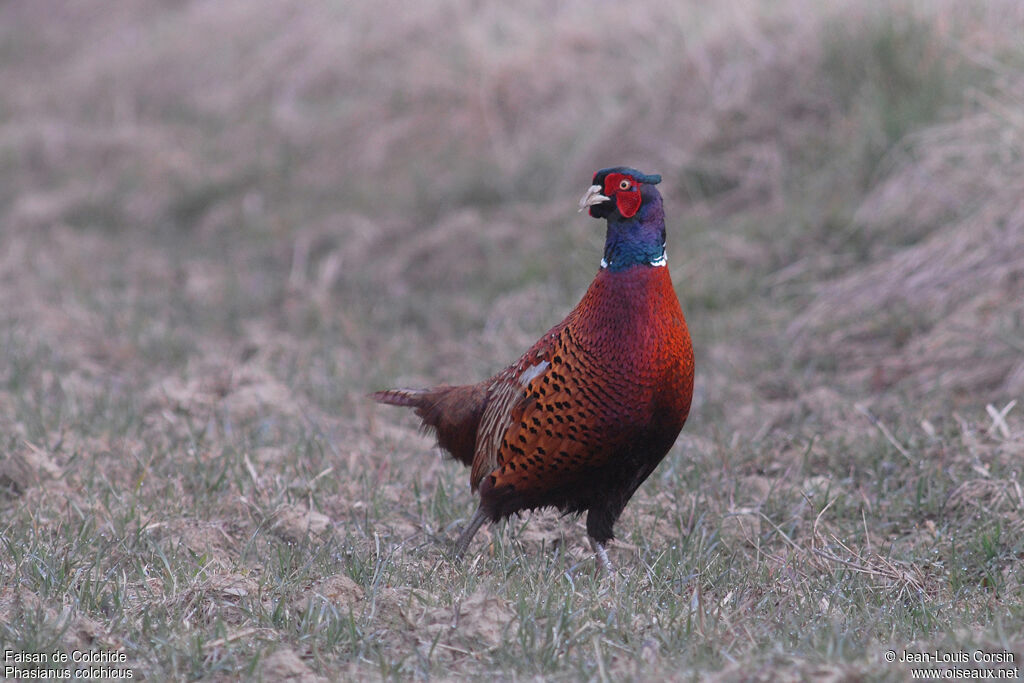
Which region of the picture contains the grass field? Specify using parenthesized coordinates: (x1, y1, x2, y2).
(2, 1, 1024, 680)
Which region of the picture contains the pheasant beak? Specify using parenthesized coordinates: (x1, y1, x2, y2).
(578, 185, 610, 212)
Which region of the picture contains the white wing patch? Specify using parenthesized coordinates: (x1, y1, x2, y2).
(518, 360, 550, 387)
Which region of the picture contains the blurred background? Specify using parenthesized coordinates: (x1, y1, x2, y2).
(2, 0, 1023, 678)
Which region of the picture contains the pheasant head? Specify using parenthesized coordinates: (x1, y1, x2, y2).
(579, 167, 666, 272)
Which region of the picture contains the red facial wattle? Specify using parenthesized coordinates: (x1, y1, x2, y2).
(602, 172, 642, 218)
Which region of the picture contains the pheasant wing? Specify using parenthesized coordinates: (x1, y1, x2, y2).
(476, 326, 635, 516)
(470, 321, 568, 487)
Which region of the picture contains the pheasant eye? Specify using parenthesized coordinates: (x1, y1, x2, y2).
(619, 179, 631, 191)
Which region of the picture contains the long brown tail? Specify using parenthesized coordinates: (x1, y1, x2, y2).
(370, 384, 488, 467)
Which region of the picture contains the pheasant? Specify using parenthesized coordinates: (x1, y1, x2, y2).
(373, 167, 694, 571)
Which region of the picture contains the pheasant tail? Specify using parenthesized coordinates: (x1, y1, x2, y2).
(371, 385, 487, 467)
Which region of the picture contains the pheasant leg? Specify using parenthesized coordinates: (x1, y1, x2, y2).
(453, 506, 489, 559)
(589, 537, 614, 573)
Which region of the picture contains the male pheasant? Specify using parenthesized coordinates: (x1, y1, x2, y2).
(373, 167, 694, 571)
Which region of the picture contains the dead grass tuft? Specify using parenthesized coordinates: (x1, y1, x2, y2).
(790, 77, 1024, 401)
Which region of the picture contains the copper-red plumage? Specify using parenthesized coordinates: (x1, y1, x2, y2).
(372, 167, 694, 571)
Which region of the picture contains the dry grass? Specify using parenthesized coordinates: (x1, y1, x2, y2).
(2, 0, 1024, 680)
